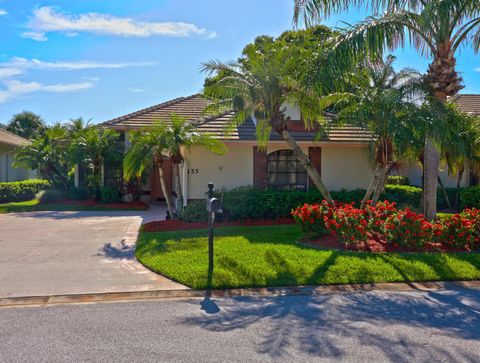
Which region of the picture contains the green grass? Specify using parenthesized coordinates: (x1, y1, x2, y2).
(0, 199, 146, 213)
(136, 225, 480, 289)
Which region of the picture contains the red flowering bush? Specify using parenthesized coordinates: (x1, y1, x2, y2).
(365, 200, 398, 234)
(382, 209, 432, 248)
(432, 209, 480, 249)
(291, 201, 333, 237)
(330, 203, 369, 245)
(292, 200, 480, 251)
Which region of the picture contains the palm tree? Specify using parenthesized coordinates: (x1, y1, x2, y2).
(165, 114, 227, 213)
(14, 123, 71, 191)
(202, 34, 335, 203)
(70, 127, 121, 199)
(294, 0, 480, 219)
(123, 124, 175, 218)
(322, 55, 424, 207)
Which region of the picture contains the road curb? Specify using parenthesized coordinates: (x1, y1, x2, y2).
(1, 280, 480, 308)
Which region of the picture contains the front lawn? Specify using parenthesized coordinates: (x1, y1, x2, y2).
(0, 199, 148, 213)
(136, 224, 480, 289)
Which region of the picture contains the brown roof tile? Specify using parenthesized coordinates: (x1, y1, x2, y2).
(0, 128, 30, 147)
(450, 94, 480, 115)
(102, 94, 372, 143)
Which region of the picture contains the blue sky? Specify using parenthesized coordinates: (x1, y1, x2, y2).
(0, 0, 479, 125)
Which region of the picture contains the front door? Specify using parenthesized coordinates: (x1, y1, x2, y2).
(150, 157, 173, 201)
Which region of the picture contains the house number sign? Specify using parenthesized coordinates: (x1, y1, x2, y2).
(187, 168, 199, 174)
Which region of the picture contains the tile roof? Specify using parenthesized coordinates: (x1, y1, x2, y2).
(450, 94, 480, 115)
(0, 128, 30, 147)
(102, 94, 372, 143)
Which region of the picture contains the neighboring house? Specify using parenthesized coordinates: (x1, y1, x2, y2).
(82, 93, 475, 205)
(0, 128, 35, 182)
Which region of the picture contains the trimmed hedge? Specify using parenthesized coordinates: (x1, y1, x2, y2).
(0, 179, 49, 203)
(460, 186, 480, 209)
(386, 175, 410, 185)
(180, 184, 468, 223)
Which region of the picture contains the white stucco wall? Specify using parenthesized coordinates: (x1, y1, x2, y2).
(321, 145, 373, 191)
(398, 162, 469, 188)
(0, 146, 32, 182)
(184, 143, 253, 199)
(184, 142, 374, 199)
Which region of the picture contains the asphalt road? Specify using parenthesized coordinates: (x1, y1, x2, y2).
(1, 286, 479, 362)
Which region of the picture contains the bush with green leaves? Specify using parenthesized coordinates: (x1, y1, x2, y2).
(178, 185, 462, 223)
(386, 176, 410, 185)
(180, 200, 208, 222)
(99, 186, 122, 204)
(36, 189, 65, 203)
(66, 187, 89, 201)
(460, 186, 480, 209)
(0, 179, 49, 203)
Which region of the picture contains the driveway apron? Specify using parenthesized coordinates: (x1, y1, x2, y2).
(0, 207, 186, 298)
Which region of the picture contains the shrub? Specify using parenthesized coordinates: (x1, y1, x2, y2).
(293, 200, 479, 251)
(330, 203, 369, 245)
(382, 209, 432, 248)
(460, 186, 480, 209)
(382, 185, 422, 209)
(291, 201, 332, 237)
(432, 209, 480, 249)
(180, 200, 208, 222)
(67, 187, 89, 201)
(0, 179, 49, 203)
(36, 189, 65, 203)
(99, 186, 121, 204)
(386, 176, 410, 185)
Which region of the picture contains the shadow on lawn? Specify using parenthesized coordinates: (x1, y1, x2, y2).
(182, 287, 480, 361)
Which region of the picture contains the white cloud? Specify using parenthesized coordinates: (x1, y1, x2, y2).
(23, 6, 216, 41)
(0, 79, 95, 103)
(3, 57, 158, 71)
(0, 68, 23, 79)
(0, 10, 8, 16)
(126, 87, 145, 93)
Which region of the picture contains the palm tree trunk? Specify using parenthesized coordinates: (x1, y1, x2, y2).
(437, 175, 451, 210)
(174, 162, 184, 214)
(455, 166, 464, 209)
(361, 163, 383, 209)
(280, 129, 334, 204)
(423, 137, 440, 220)
(158, 165, 174, 219)
(372, 165, 388, 205)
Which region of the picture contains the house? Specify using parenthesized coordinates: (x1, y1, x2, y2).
(86, 93, 473, 205)
(0, 128, 35, 182)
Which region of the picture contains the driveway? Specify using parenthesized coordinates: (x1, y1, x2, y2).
(0, 205, 186, 298)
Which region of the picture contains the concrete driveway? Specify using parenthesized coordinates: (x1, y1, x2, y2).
(0, 205, 186, 298)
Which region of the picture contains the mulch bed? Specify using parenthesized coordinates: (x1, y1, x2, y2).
(301, 232, 476, 253)
(142, 217, 295, 232)
(48, 199, 149, 210)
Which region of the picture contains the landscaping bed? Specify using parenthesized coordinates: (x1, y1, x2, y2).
(136, 224, 480, 289)
(301, 233, 478, 253)
(142, 217, 294, 232)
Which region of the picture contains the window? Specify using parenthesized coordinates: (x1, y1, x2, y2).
(267, 149, 307, 191)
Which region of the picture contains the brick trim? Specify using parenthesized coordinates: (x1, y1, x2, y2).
(253, 146, 268, 189)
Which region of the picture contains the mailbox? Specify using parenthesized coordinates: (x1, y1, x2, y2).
(207, 197, 222, 213)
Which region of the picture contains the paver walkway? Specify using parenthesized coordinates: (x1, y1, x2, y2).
(0, 204, 187, 298)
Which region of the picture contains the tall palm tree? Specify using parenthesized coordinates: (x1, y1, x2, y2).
(322, 55, 423, 207)
(294, 0, 480, 219)
(202, 34, 335, 203)
(70, 127, 121, 199)
(123, 124, 174, 218)
(14, 123, 71, 191)
(166, 113, 227, 213)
